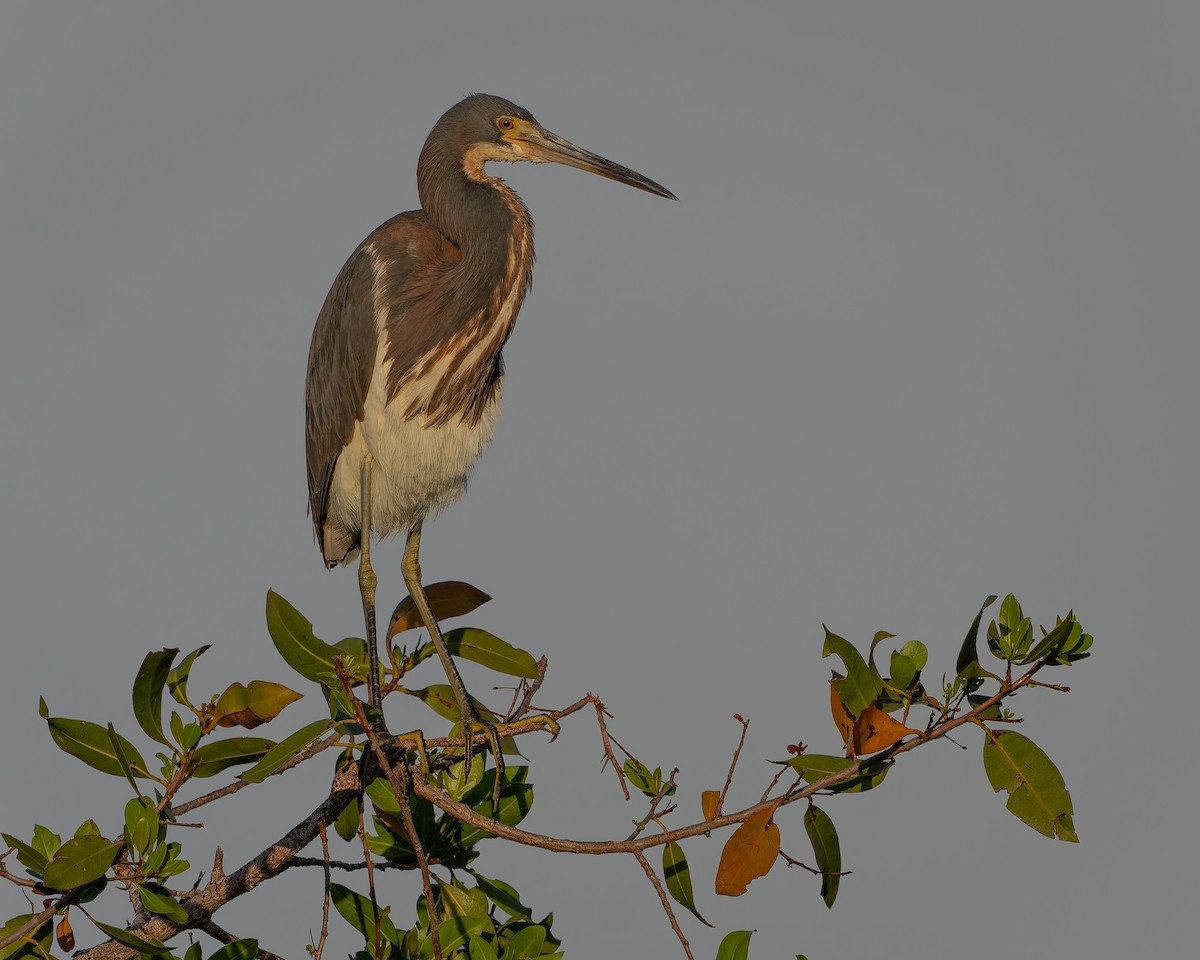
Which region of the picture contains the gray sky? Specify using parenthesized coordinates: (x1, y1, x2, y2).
(2, 2, 1196, 957)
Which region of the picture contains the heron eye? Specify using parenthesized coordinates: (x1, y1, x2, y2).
(497, 117, 515, 132)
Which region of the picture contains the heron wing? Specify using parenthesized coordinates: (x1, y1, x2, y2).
(305, 243, 382, 561)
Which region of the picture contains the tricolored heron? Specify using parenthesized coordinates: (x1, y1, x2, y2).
(305, 94, 674, 768)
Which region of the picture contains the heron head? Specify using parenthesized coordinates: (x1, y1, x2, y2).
(432, 93, 677, 200)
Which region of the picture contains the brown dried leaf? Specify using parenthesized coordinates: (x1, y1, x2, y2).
(715, 799, 783, 897)
(386, 582, 492, 640)
(56, 914, 75, 952)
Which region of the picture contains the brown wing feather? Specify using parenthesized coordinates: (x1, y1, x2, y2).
(305, 239, 388, 563)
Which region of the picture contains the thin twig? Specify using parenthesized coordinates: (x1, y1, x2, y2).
(632, 850, 694, 960)
(719, 714, 750, 813)
(590, 696, 629, 799)
(312, 822, 331, 960)
(778, 850, 852, 877)
(340, 665, 443, 960)
(355, 797, 382, 960)
(509, 656, 550, 721)
(198, 919, 287, 960)
(627, 769, 680, 841)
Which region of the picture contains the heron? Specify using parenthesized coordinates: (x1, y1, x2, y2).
(305, 94, 675, 775)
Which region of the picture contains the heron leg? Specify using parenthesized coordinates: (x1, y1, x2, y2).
(359, 458, 386, 731)
(402, 520, 506, 810)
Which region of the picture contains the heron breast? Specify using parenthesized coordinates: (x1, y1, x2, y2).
(327, 340, 501, 542)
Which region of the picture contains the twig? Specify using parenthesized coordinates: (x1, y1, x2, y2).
(340, 666, 443, 960)
(591, 696, 629, 799)
(354, 808, 383, 960)
(632, 850, 694, 960)
(627, 769, 680, 841)
(778, 850, 852, 877)
(198, 919, 286, 960)
(312, 822, 331, 960)
(719, 714, 750, 813)
(509, 656, 550, 721)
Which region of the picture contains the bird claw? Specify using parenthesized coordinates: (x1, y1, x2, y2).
(461, 717, 506, 815)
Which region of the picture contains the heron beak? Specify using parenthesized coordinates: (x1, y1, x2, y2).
(515, 127, 677, 200)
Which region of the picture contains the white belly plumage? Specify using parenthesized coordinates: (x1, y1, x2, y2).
(325, 335, 500, 559)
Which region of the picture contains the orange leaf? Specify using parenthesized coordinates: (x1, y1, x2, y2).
(850, 704, 920, 755)
(56, 915, 75, 952)
(829, 676, 855, 751)
(701, 790, 722, 821)
(715, 799, 782, 897)
(386, 582, 492, 640)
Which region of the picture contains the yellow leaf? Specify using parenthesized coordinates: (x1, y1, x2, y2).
(701, 789, 722, 821)
(829, 677, 855, 751)
(715, 799, 782, 897)
(850, 704, 919, 755)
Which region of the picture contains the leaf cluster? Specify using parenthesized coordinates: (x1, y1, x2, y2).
(0, 588, 1091, 960)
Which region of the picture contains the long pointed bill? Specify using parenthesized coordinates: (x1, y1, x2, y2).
(517, 128, 677, 200)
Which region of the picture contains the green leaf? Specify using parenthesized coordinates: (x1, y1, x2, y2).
(663, 841, 712, 926)
(821, 628, 879, 715)
(41, 835, 122, 891)
(30, 826, 60, 862)
(623, 759, 674, 798)
(437, 879, 491, 921)
(334, 796, 360, 842)
(443, 753, 487, 802)
(1020, 613, 1077, 664)
(123, 797, 158, 858)
(0, 913, 52, 960)
(968, 693, 1003, 720)
(468, 873, 531, 919)
(803, 805, 842, 908)
(406, 685, 498, 724)
(956, 596, 998, 679)
(183, 942, 203, 960)
(87, 918, 168, 954)
(715, 930, 755, 960)
(441, 628, 539, 680)
(107, 722, 142, 794)
(137, 883, 188, 923)
(500, 925, 545, 960)
(132, 649, 178, 747)
(466, 935, 499, 960)
(1, 833, 48, 875)
(207, 940, 259, 960)
(86, 918, 168, 955)
(44, 711, 150, 779)
(782, 754, 892, 793)
(266, 590, 358, 687)
(999, 594, 1022, 635)
(238, 719, 333, 783)
(889, 651, 918, 692)
(166, 644, 211, 708)
(330, 882, 399, 946)
(74, 819, 101, 839)
(898, 639, 928, 670)
(983, 731, 1077, 841)
(430, 916, 489, 956)
(188, 737, 276, 778)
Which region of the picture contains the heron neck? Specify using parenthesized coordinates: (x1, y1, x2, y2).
(417, 146, 530, 259)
